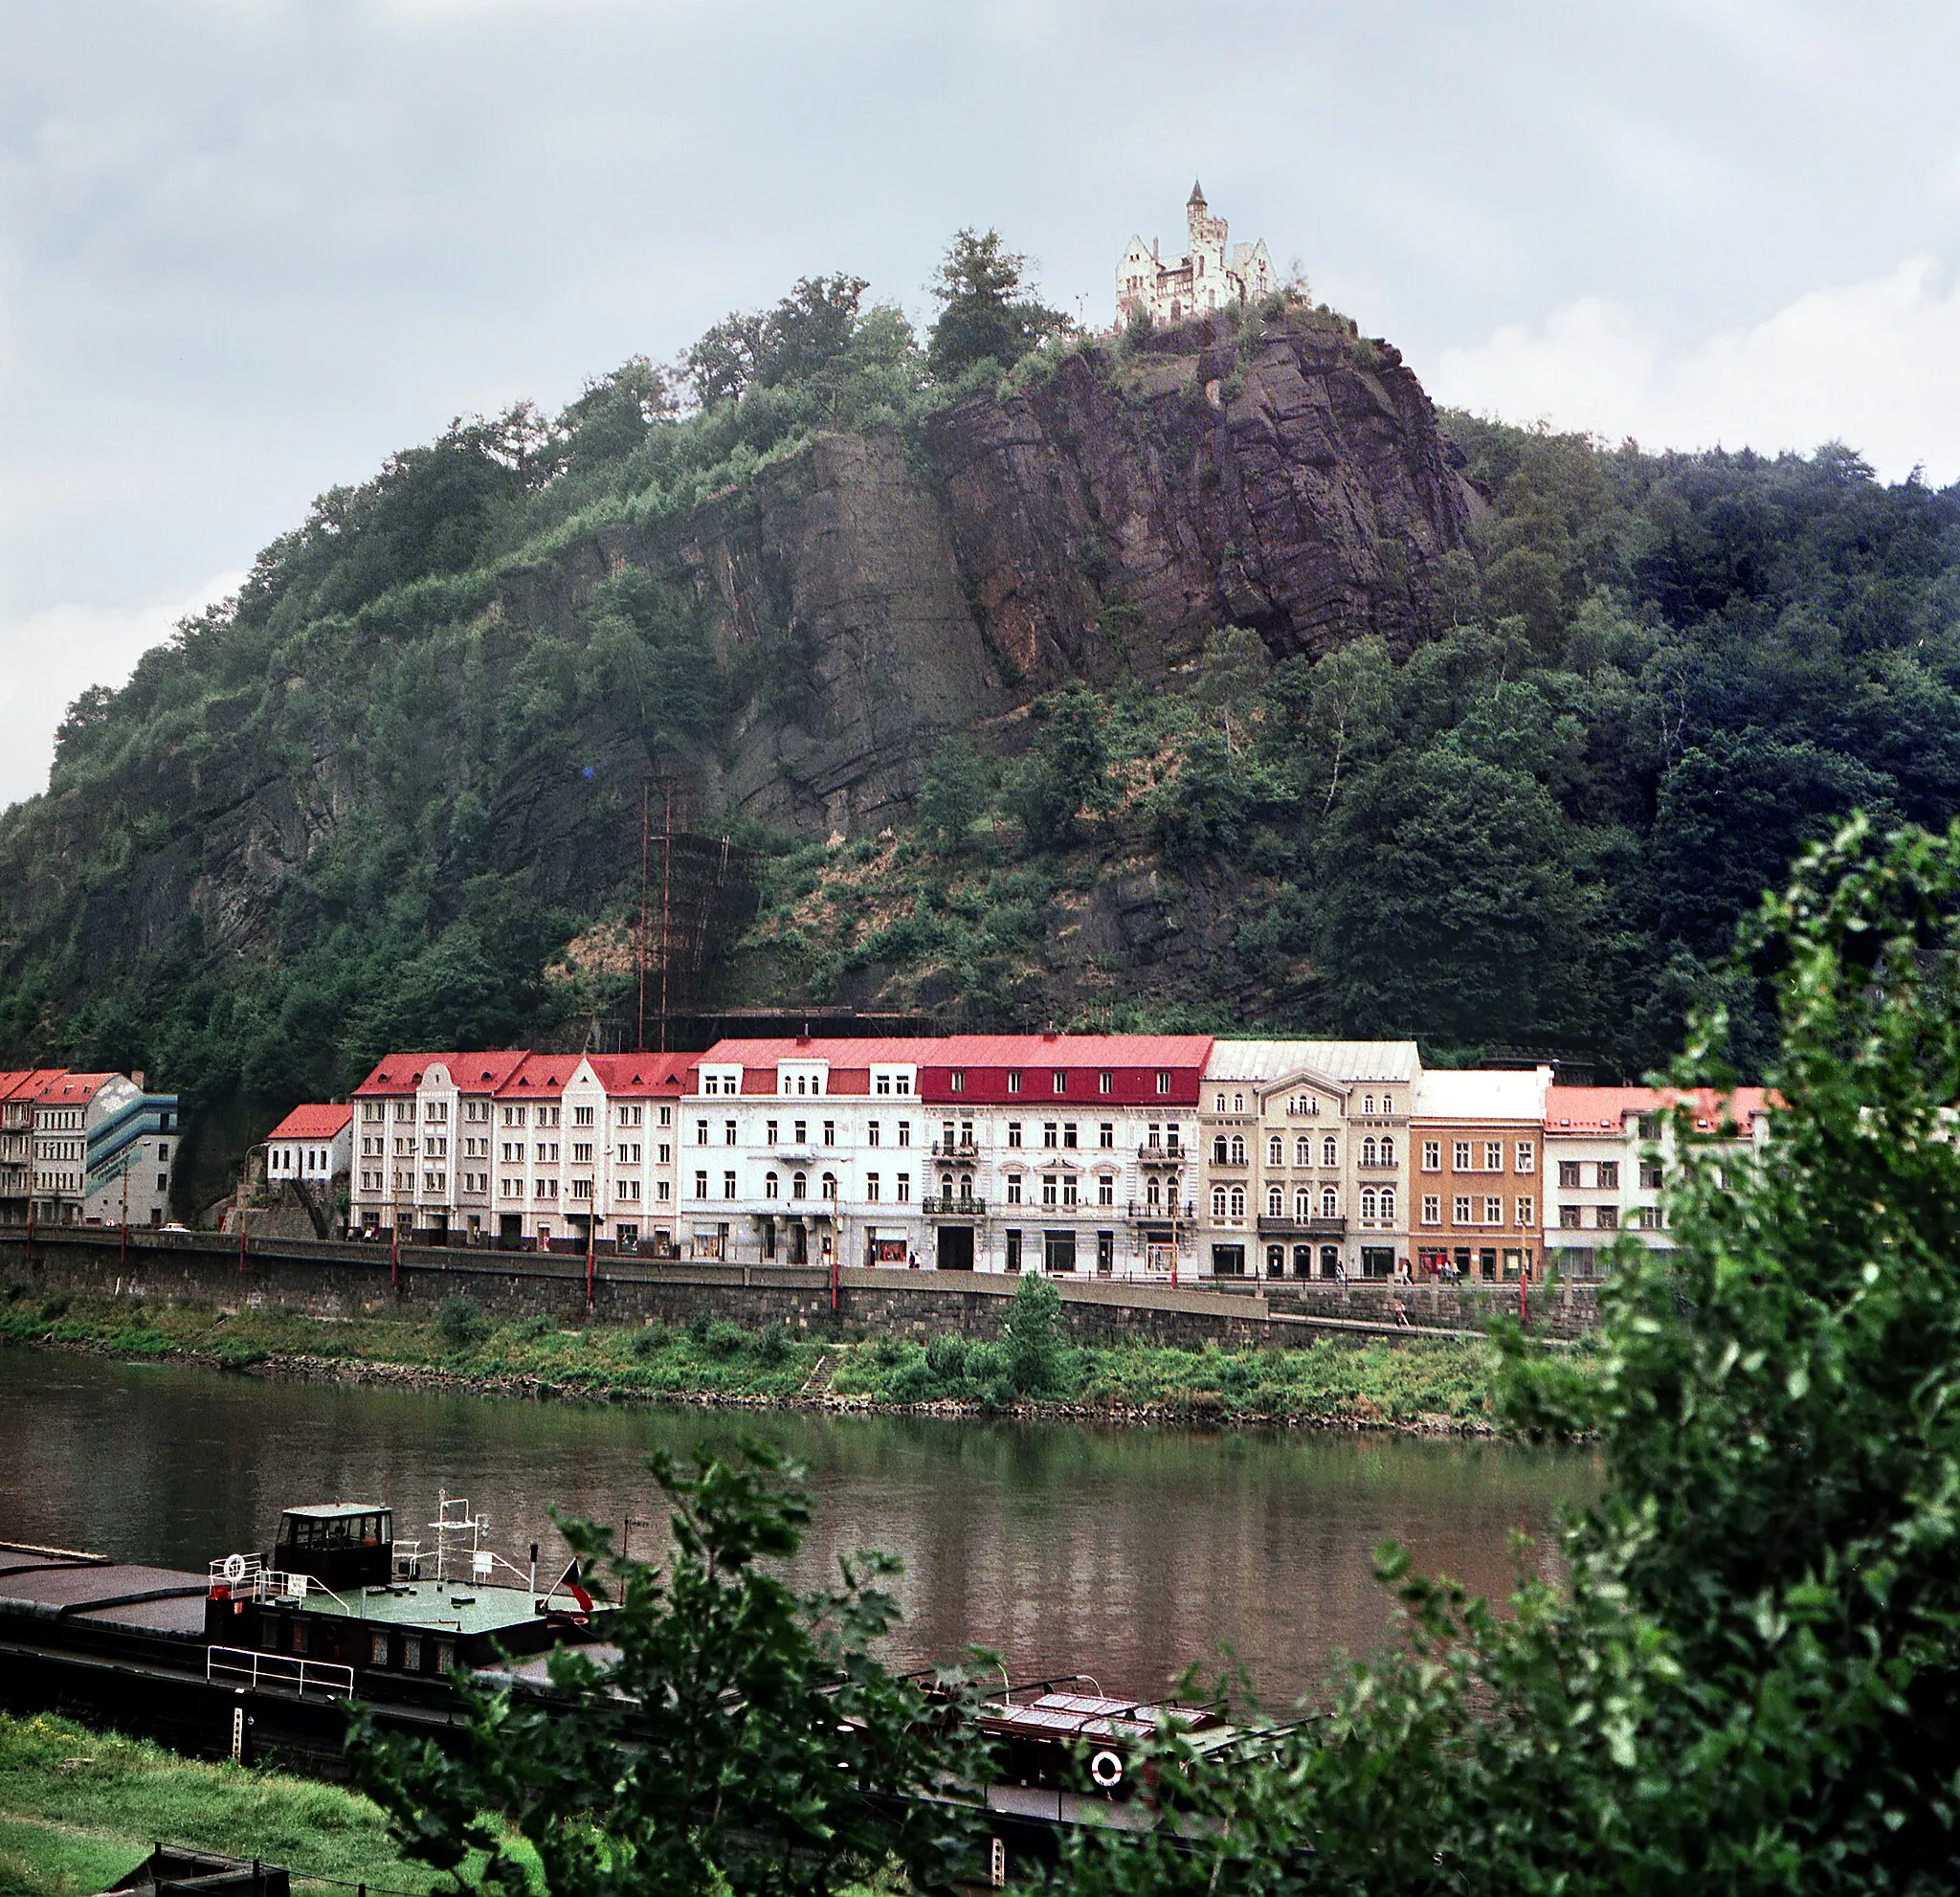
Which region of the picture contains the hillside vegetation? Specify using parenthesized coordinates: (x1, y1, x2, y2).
(0, 234, 1955, 1149)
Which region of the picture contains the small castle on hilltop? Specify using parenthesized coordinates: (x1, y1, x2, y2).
(1115, 182, 1274, 329)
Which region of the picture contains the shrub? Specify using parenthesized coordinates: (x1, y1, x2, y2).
(513, 1313, 553, 1342)
(630, 1324, 670, 1361)
(689, 1316, 746, 1360)
(39, 1294, 70, 1321)
(924, 1333, 970, 1383)
(434, 1296, 486, 1349)
(1002, 1273, 1065, 1395)
(751, 1325, 794, 1369)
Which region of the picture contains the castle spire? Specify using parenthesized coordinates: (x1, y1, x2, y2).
(1188, 178, 1206, 206)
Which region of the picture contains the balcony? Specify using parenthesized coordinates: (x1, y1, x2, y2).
(1257, 1215, 1347, 1236)
(1355, 1157, 1401, 1172)
(1135, 1144, 1186, 1165)
(922, 1194, 988, 1216)
(929, 1140, 979, 1160)
(1126, 1199, 1197, 1222)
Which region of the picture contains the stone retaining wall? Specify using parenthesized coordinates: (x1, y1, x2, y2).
(0, 1229, 1598, 1349)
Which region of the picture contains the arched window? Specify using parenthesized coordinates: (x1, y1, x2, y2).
(1364, 1094, 1375, 1114)
(1230, 1135, 1246, 1166)
(1233, 1093, 1244, 1113)
(941, 1173, 954, 1195)
(1381, 1136, 1395, 1165)
(812, 1076, 823, 1095)
(1321, 1186, 1338, 1218)
(1380, 1186, 1396, 1220)
(1147, 1178, 1163, 1208)
(796, 1077, 807, 1095)
(1230, 1186, 1246, 1218)
(1295, 1187, 1310, 1220)
(1268, 1135, 1282, 1166)
(765, 1172, 779, 1200)
(1296, 1137, 1310, 1166)
(1381, 1093, 1392, 1114)
(959, 1172, 972, 1197)
(1213, 1136, 1228, 1164)
(1267, 1186, 1282, 1216)
(1322, 1135, 1337, 1167)
(792, 1172, 808, 1199)
(1212, 1186, 1227, 1218)
(1363, 1136, 1378, 1166)
(821, 1172, 836, 1200)
(1361, 1187, 1378, 1219)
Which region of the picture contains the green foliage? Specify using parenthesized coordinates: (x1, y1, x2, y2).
(1001, 1270, 1066, 1395)
(434, 1296, 486, 1350)
(916, 734, 991, 858)
(347, 1441, 991, 1896)
(1069, 815, 1960, 1893)
(1005, 684, 1112, 851)
(924, 228, 1067, 384)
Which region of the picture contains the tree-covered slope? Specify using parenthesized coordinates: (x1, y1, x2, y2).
(0, 247, 1954, 1148)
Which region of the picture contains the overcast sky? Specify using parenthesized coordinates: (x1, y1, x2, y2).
(3, 0, 1958, 809)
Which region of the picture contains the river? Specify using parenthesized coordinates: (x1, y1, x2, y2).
(0, 1348, 1596, 1708)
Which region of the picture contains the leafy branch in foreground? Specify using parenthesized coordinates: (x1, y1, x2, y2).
(347, 1439, 991, 1897)
(1068, 812, 1960, 1893)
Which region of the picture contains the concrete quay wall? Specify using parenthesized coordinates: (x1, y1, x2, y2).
(0, 1229, 1598, 1349)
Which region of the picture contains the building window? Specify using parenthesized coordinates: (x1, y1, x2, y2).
(1362, 1136, 1378, 1166)
(1640, 1161, 1663, 1189)
(866, 1121, 880, 1147)
(1267, 1186, 1282, 1216)
(1381, 1187, 1396, 1220)
(1295, 1136, 1309, 1165)
(1595, 1205, 1618, 1230)
(821, 1173, 836, 1200)
(723, 1172, 737, 1200)
(1042, 1122, 1058, 1149)
(792, 1172, 807, 1199)
(949, 1071, 965, 1093)
(1597, 1160, 1620, 1190)
(1517, 1195, 1535, 1226)
(1516, 1142, 1535, 1173)
(793, 1121, 807, 1145)
(1422, 1140, 1440, 1171)
(1229, 1186, 1245, 1218)
(1042, 1176, 1058, 1207)
(1558, 1160, 1582, 1188)
(1454, 1141, 1472, 1170)
(1007, 1174, 1022, 1205)
(1233, 1093, 1244, 1113)
(1062, 1177, 1079, 1207)
(1268, 1136, 1282, 1166)
(1321, 1187, 1338, 1217)
(696, 1120, 709, 1146)
(1007, 1122, 1022, 1149)
(573, 1105, 593, 1127)
(1381, 1136, 1395, 1165)
(1322, 1135, 1337, 1167)
(1454, 1194, 1472, 1222)
(1062, 1122, 1079, 1149)
(1484, 1196, 1503, 1225)
(1481, 1142, 1500, 1172)
(1361, 1188, 1378, 1220)
(1100, 1071, 1113, 1094)
(866, 1173, 881, 1201)
(1098, 1175, 1114, 1206)
(1212, 1186, 1227, 1218)
(1100, 1123, 1114, 1149)
(1053, 1072, 1067, 1095)
(1008, 1072, 1021, 1094)
(1560, 1204, 1582, 1229)
(1422, 1194, 1440, 1225)
(1363, 1094, 1374, 1115)
(1157, 1071, 1170, 1094)
(897, 1123, 910, 1148)
(1295, 1188, 1310, 1220)
(694, 1171, 708, 1198)
(1230, 1135, 1246, 1166)
(896, 1174, 910, 1203)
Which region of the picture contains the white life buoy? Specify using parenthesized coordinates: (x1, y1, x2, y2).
(222, 1553, 246, 1585)
(1089, 1749, 1124, 1789)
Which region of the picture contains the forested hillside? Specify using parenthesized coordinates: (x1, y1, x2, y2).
(0, 236, 1955, 1152)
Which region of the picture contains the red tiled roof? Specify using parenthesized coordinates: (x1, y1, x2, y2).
(695, 1037, 947, 1070)
(1544, 1085, 1664, 1131)
(495, 1052, 583, 1099)
(354, 1052, 530, 1097)
(939, 1034, 1214, 1068)
(580, 1055, 690, 1096)
(35, 1073, 115, 1104)
(267, 1103, 354, 1142)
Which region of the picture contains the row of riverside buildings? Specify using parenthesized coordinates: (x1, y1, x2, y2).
(0, 1070, 182, 1227)
(319, 1037, 1771, 1284)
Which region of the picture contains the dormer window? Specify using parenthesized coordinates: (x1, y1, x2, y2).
(1053, 1072, 1067, 1094)
(1007, 1072, 1021, 1094)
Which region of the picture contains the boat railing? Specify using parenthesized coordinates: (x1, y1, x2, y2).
(207, 1645, 355, 1700)
(207, 1556, 349, 1611)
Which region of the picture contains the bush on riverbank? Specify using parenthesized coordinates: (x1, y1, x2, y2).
(0, 1288, 1506, 1428)
(0, 1711, 465, 1893)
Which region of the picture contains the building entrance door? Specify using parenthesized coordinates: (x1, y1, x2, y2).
(936, 1226, 974, 1271)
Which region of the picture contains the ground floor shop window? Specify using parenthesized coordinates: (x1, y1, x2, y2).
(1044, 1229, 1076, 1273)
(1004, 1229, 1021, 1273)
(1212, 1243, 1246, 1277)
(1361, 1246, 1394, 1280)
(1265, 1244, 1284, 1277)
(1292, 1244, 1312, 1277)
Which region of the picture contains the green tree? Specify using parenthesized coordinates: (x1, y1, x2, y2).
(1005, 685, 1112, 851)
(925, 229, 1067, 383)
(1001, 1269, 1065, 1395)
(349, 1441, 991, 1897)
(916, 735, 991, 858)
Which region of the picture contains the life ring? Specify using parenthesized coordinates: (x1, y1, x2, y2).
(222, 1553, 247, 1585)
(1089, 1749, 1124, 1789)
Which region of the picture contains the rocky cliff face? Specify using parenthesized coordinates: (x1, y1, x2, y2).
(497, 305, 1474, 840)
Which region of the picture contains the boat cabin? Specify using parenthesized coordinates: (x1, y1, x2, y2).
(276, 1504, 392, 1591)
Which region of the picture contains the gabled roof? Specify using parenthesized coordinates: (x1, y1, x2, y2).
(354, 1052, 530, 1097)
(35, 1073, 117, 1105)
(495, 1053, 586, 1100)
(581, 1055, 691, 1096)
(1205, 1040, 1419, 1084)
(267, 1103, 354, 1142)
(1545, 1086, 1663, 1133)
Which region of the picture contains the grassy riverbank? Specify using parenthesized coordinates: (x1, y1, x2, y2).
(0, 1286, 1507, 1429)
(0, 1711, 465, 1895)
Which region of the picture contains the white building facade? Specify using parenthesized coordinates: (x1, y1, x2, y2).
(1116, 182, 1275, 328)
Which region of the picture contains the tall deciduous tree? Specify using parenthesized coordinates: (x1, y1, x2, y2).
(925, 229, 1066, 383)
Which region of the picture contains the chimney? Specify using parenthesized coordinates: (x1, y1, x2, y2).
(130, 1070, 145, 1090)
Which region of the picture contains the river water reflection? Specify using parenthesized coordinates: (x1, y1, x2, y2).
(0, 1349, 1596, 1707)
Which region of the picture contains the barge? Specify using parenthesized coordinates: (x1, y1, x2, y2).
(0, 1498, 606, 1774)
